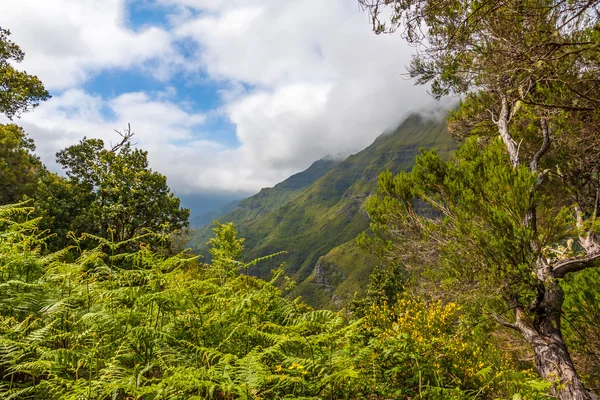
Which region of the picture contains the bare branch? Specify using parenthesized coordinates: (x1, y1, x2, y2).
(111, 123, 135, 153)
(553, 253, 600, 278)
(575, 202, 585, 230)
(492, 313, 520, 331)
(496, 95, 520, 167)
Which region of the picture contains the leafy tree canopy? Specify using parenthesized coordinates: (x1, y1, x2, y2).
(0, 124, 43, 205)
(45, 125, 190, 250)
(0, 27, 50, 119)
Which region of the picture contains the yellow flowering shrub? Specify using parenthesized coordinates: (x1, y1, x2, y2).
(347, 296, 549, 399)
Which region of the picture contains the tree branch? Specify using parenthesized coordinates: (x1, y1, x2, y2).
(497, 95, 520, 167)
(492, 313, 520, 332)
(530, 118, 551, 174)
(553, 253, 600, 278)
(111, 123, 134, 153)
(520, 99, 595, 111)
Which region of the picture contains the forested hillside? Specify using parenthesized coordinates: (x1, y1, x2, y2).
(191, 115, 455, 308)
(190, 200, 240, 228)
(191, 158, 339, 230)
(2, 0, 600, 396)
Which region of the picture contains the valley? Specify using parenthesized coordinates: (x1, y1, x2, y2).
(190, 114, 456, 308)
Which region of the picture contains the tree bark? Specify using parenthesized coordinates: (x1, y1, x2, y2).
(493, 108, 596, 399)
(496, 95, 520, 168)
(531, 333, 591, 400)
(510, 272, 593, 400)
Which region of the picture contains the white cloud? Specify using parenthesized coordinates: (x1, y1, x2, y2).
(0, 0, 179, 90)
(13, 89, 302, 194)
(12, 89, 208, 176)
(169, 0, 439, 183)
(229, 84, 332, 166)
(1, 0, 442, 197)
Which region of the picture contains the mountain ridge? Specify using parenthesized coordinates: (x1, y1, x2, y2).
(190, 113, 456, 308)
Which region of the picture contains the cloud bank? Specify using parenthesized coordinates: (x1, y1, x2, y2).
(1, 0, 440, 195)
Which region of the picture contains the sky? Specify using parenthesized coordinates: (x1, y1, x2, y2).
(0, 0, 442, 205)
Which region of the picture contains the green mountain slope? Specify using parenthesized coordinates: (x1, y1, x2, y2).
(190, 199, 241, 228)
(190, 158, 340, 250)
(191, 114, 456, 308)
(296, 240, 378, 309)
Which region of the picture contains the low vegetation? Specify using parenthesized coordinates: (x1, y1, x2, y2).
(0, 206, 554, 399)
(2, 0, 600, 394)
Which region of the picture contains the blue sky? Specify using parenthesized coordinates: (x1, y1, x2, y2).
(81, 68, 240, 148)
(127, 1, 173, 29)
(1, 0, 439, 206)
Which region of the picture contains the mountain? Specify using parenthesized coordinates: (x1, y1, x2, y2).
(190, 199, 241, 228)
(190, 114, 456, 308)
(190, 158, 340, 250)
(178, 192, 247, 224)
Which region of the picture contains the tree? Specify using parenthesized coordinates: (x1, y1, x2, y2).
(0, 27, 50, 119)
(207, 221, 245, 282)
(0, 124, 43, 204)
(562, 268, 600, 393)
(49, 125, 189, 250)
(359, 0, 600, 397)
(0, 28, 49, 205)
(33, 170, 93, 250)
(366, 138, 600, 398)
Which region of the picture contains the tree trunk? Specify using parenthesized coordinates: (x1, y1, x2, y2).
(529, 327, 591, 399)
(496, 95, 520, 168)
(512, 275, 594, 400)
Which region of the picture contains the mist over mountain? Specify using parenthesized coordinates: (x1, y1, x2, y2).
(190, 113, 456, 308)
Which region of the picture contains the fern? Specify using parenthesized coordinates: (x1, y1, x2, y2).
(0, 204, 555, 399)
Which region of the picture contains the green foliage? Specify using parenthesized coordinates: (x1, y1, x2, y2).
(359, 0, 600, 394)
(348, 295, 551, 399)
(208, 221, 245, 280)
(208, 222, 245, 262)
(0, 205, 551, 399)
(0, 206, 345, 399)
(0, 124, 43, 205)
(33, 170, 90, 249)
(366, 137, 544, 305)
(364, 134, 600, 395)
(0, 27, 50, 119)
(191, 115, 456, 308)
(562, 269, 600, 392)
(39, 128, 189, 251)
(349, 259, 407, 316)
